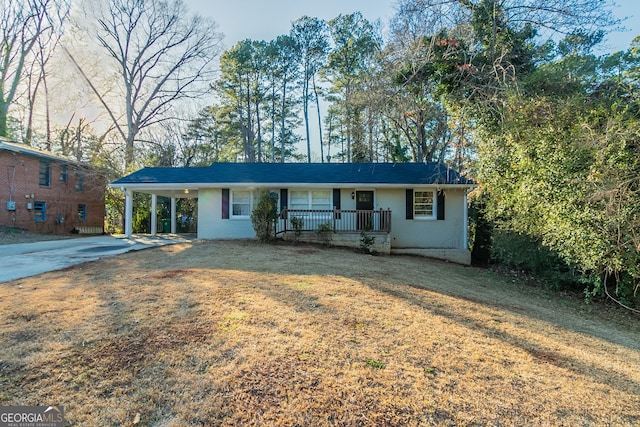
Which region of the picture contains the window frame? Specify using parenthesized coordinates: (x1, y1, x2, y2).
(34, 201, 46, 222)
(230, 190, 253, 219)
(413, 189, 436, 220)
(78, 204, 87, 221)
(289, 189, 332, 211)
(59, 164, 68, 183)
(74, 171, 84, 191)
(39, 161, 51, 187)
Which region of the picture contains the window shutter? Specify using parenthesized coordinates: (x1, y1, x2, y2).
(332, 189, 341, 210)
(437, 190, 445, 220)
(280, 189, 288, 219)
(333, 188, 341, 219)
(405, 189, 413, 220)
(222, 188, 229, 219)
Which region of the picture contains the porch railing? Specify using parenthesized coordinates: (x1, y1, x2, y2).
(276, 208, 391, 234)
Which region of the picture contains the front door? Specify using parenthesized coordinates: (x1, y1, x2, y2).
(356, 191, 374, 230)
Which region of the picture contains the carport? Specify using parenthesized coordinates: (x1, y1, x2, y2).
(116, 185, 198, 238)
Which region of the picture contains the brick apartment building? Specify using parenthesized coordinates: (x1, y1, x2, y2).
(1, 139, 106, 234)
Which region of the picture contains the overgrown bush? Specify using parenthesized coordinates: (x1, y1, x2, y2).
(316, 221, 334, 246)
(291, 217, 304, 241)
(359, 230, 376, 254)
(491, 229, 580, 291)
(478, 92, 640, 308)
(251, 190, 279, 242)
(469, 193, 492, 265)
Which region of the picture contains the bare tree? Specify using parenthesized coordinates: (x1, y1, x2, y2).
(391, 0, 617, 39)
(69, 0, 223, 170)
(23, 0, 70, 147)
(0, 0, 62, 139)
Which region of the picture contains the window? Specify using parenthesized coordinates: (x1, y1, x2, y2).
(59, 165, 68, 183)
(75, 171, 84, 191)
(311, 190, 331, 210)
(290, 190, 332, 210)
(78, 204, 87, 221)
(231, 190, 251, 217)
(290, 190, 309, 210)
(414, 190, 435, 218)
(39, 161, 50, 186)
(34, 201, 46, 221)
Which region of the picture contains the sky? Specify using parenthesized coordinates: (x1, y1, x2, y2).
(184, 0, 639, 53)
(184, 0, 396, 50)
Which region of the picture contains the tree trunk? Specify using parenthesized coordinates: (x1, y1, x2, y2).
(303, 71, 311, 163)
(313, 76, 324, 162)
(280, 74, 287, 163)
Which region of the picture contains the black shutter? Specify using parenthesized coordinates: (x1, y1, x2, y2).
(333, 188, 341, 219)
(222, 188, 229, 219)
(406, 189, 413, 220)
(280, 189, 288, 219)
(437, 190, 445, 220)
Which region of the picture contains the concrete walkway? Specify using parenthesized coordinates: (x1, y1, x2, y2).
(0, 234, 195, 283)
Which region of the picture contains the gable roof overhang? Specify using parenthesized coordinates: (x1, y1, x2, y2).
(0, 139, 83, 165)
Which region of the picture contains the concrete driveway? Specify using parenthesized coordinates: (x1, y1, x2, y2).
(0, 234, 195, 283)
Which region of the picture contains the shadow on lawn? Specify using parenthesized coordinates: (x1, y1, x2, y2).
(84, 240, 640, 399)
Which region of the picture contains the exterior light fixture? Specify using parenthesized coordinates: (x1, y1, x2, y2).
(351, 191, 355, 199)
(184, 189, 190, 194)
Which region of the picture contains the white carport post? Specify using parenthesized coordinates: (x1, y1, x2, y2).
(170, 197, 177, 234)
(125, 189, 133, 238)
(150, 194, 157, 235)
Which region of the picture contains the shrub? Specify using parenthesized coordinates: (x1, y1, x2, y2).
(491, 229, 580, 291)
(251, 190, 279, 242)
(291, 216, 304, 241)
(359, 230, 376, 254)
(316, 221, 334, 246)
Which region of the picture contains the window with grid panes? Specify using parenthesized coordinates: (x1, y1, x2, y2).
(414, 190, 435, 218)
(231, 190, 251, 217)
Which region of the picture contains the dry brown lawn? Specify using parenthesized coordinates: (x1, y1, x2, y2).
(1, 239, 639, 426)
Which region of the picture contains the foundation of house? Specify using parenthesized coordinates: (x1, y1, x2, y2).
(282, 231, 391, 254)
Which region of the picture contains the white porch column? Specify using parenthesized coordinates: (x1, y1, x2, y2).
(462, 189, 469, 249)
(125, 189, 133, 238)
(170, 197, 177, 234)
(150, 194, 157, 235)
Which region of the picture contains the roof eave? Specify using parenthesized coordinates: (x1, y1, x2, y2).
(109, 182, 475, 190)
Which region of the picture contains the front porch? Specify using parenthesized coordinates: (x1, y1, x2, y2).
(276, 208, 392, 234)
(276, 208, 392, 254)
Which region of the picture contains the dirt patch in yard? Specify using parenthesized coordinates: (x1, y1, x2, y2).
(0, 226, 79, 245)
(0, 240, 639, 426)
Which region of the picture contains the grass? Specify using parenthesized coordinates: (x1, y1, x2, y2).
(0, 240, 639, 426)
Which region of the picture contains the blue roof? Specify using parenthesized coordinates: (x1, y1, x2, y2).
(111, 162, 474, 186)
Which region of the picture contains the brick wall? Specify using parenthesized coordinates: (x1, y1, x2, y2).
(0, 151, 105, 234)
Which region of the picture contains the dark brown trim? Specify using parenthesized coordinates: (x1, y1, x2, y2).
(437, 190, 445, 220)
(222, 188, 229, 219)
